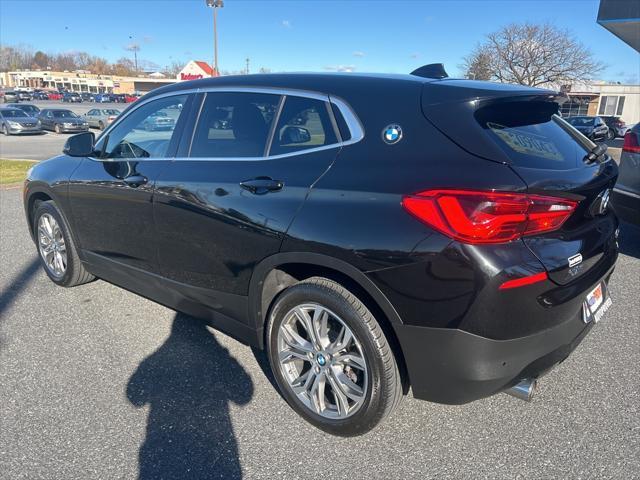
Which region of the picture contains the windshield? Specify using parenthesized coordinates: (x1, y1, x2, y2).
(566, 117, 594, 127)
(1, 109, 28, 118)
(52, 110, 78, 118)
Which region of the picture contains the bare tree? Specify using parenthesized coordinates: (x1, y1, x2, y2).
(162, 60, 186, 77)
(462, 23, 604, 86)
(461, 47, 492, 80)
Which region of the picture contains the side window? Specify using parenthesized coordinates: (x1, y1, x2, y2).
(190, 92, 280, 158)
(269, 96, 338, 156)
(97, 94, 188, 159)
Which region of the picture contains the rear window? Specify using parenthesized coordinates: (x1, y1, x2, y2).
(475, 101, 592, 170)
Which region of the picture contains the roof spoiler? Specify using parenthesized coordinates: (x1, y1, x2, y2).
(411, 63, 449, 79)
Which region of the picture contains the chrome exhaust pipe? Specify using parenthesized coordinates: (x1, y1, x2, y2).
(505, 378, 537, 402)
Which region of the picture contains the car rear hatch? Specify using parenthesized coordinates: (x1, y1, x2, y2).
(421, 80, 618, 285)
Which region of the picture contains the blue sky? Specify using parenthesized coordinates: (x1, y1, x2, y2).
(1, 0, 638, 82)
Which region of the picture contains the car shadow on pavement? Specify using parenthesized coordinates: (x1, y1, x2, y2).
(618, 222, 640, 259)
(127, 313, 254, 480)
(0, 258, 41, 348)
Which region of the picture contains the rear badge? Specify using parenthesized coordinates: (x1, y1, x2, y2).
(382, 124, 403, 144)
(568, 253, 583, 268)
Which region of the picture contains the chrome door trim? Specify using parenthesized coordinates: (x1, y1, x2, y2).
(90, 85, 365, 163)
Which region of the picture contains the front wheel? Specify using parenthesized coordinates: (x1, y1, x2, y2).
(607, 129, 615, 140)
(54, 124, 61, 134)
(33, 201, 95, 287)
(266, 277, 403, 436)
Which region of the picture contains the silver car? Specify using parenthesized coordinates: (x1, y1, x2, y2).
(0, 107, 42, 135)
(84, 108, 121, 130)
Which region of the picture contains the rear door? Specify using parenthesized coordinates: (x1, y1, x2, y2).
(422, 82, 618, 285)
(153, 90, 342, 324)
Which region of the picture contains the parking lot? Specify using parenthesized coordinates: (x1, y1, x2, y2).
(0, 183, 639, 478)
(0, 100, 129, 160)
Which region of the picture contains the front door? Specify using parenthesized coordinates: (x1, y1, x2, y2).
(154, 91, 342, 324)
(67, 93, 191, 274)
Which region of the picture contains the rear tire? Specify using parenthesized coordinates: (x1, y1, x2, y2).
(98, 121, 105, 130)
(266, 277, 403, 436)
(54, 124, 61, 134)
(33, 201, 95, 287)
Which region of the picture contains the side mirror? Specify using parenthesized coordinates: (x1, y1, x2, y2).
(281, 126, 311, 144)
(63, 131, 95, 157)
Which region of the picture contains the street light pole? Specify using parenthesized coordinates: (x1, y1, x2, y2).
(205, 0, 224, 76)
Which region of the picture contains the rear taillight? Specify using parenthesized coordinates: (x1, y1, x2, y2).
(108, 116, 116, 122)
(623, 132, 640, 153)
(402, 190, 578, 244)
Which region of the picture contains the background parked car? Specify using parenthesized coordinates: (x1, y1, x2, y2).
(2, 91, 20, 103)
(139, 111, 175, 131)
(0, 107, 42, 135)
(125, 94, 140, 103)
(47, 91, 63, 100)
(94, 93, 112, 103)
(4, 103, 40, 116)
(612, 123, 640, 225)
(601, 116, 627, 139)
(38, 108, 89, 134)
(84, 108, 120, 130)
(565, 115, 609, 141)
(32, 91, 50, 100)
(17, 91, 32, 101)
(62, 92, 83, 103)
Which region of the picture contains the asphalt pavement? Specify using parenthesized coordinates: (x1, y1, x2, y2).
(0, 186, 639, 479)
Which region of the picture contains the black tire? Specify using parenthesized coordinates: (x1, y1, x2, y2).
(607, 129, 615, 140)
(2, 124, 9, 135)
(54, 124, 61, 134)
(266, 277, 403, 436)
(98, 121, 105, 130)
(32, 200, 95, 287)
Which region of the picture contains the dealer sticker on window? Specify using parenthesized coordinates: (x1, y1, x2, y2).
(582, 282, 613, 324)
(488, 123, 563, 161)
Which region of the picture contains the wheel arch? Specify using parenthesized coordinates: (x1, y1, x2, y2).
(249, 252, 409, 392)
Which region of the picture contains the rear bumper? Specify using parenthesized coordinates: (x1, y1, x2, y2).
(394, 312, 592, 404)
(393, 266, 615, 405)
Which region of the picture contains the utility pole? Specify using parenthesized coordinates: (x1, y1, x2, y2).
(128, 35, 139, 74)
(246, 58, 250, 74)
(205, 0, 224, 76)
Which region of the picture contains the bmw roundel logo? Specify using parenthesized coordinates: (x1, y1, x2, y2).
(382, 124, 403, 144)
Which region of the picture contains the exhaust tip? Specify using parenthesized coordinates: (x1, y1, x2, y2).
(505, 378, 537, 402)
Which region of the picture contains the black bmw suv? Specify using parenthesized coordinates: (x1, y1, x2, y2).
(23, 66, 618, 436)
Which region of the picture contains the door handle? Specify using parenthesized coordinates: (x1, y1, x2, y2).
(239, 177, 284, 195)
(124, 174, 148, 187)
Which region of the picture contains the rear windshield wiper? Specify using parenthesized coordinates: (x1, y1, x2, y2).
(584, 143, 607, 164)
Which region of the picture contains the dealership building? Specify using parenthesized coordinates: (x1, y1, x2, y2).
(560, 82, 640, 125)
(0, 69, 175, 94)
(0, 60, 219, 95)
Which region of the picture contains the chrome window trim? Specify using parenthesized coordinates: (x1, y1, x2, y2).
(90, 85, 364, 163)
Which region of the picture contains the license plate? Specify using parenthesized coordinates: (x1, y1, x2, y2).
(583, 282, 612, 323)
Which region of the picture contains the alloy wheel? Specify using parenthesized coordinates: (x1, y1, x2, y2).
(38, 213, 67, 278)
(277, 303, 368, 419)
